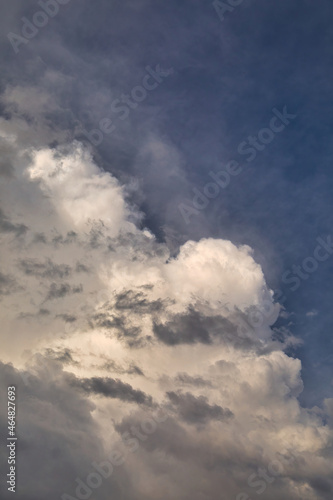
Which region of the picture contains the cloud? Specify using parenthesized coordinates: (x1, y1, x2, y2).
(0, 359, 105, 500)
(163, 238, 268, 312)
(174, 373, 213, 388)
(19, 258, 72, 279)
(114, 290, 165, 314)
(0, 208, 27, 236)
(102, 359, 145, 377)
(45, 282, 83, 301)
(0, 271, 17, 297)
(0, 124, 332, 500)
(0, 1, 332, 498)
(70, 376, 153, 406)
(44, 347, 78, 365)
(166, 390, 233, 425)
(153, 308, 213, 345)
(27, 143, 139, 235)
(1, 350, 332, 500)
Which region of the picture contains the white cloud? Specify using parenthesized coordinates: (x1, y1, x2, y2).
(164, 238, 268, 312)
(0, 126, 332, 500)
(27, 144, 136, 235)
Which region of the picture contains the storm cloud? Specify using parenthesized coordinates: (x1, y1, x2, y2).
(0, 1, 332, 499)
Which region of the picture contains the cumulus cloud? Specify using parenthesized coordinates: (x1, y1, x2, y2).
(0, 122, 332, 500)
(0, 122, 278, 359)
(27, 145, 137, 235)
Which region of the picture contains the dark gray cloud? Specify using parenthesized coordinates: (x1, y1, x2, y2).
(0, 271, 17, 296)
(114, 290, 165, 314)
(19, 258, 72, 280)
(44, 348, 77, 365)
(309, 478, 333, 496)
(152, 308, 246, 347)
(0, 356, 331, 500)
(102, 360, 145, 377)
(166, 391, 233, 425)
(32, 232, 47, 244)
(91, 308, 153, 348)
(38, 308, 50, 316)
(0, 140, 15, 177)
(175, 373, 213, 388)
(92, 312, 142, 342)
(153, 308, 212, 345)
(153, 307, 279, 352)
(45, 282, 83, 301)
(0, 360, 105, 500)
(51, 231, 78, 246)
(72, 376, 153, 406)
(56, 313, 77, 323)
(75, 262, 91, 274)
(0, 209, 27, 236)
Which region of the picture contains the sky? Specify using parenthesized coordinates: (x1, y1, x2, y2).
(0, 1, 333, 499)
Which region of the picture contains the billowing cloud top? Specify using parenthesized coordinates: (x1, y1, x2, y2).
(0, 117, 332, 500)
